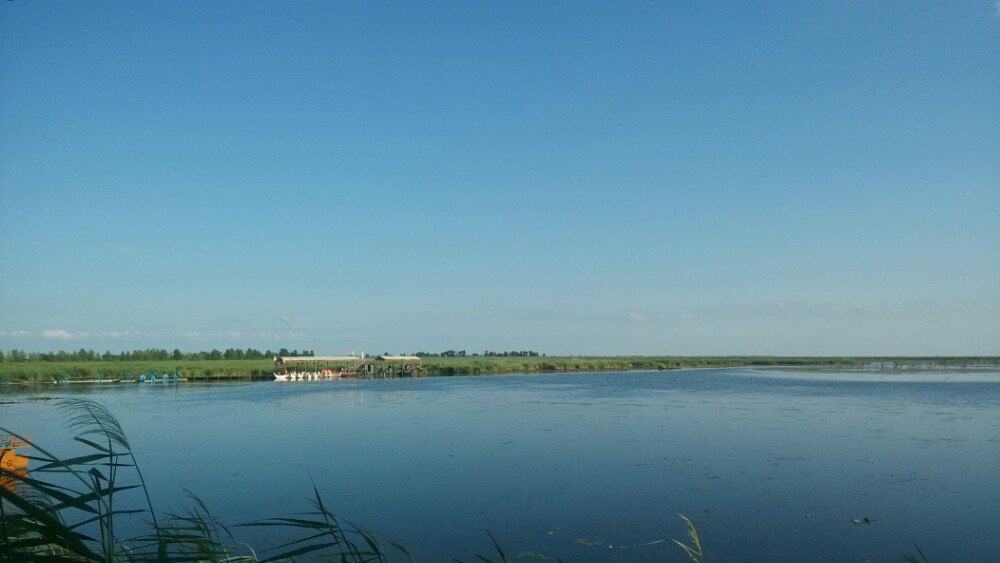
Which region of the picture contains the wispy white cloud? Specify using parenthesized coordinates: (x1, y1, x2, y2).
(41, 328, 88, 340)
(1, 327, 313, 347)
(994, 1, 1000, 17)
(679, 313, 698, 321)
(97, 331, 144, 339)
(627, 313, 647, 322)
(41, 329, 72, 339)
(0, 330, 31, 338)
(170, 330, 310, 342)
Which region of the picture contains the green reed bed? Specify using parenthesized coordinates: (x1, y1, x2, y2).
(2, 356, 996, 384)
(0, 360, 275, 384)
(422, 355, 868, 375)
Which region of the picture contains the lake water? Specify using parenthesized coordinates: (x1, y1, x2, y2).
(2, 368, 999, 561)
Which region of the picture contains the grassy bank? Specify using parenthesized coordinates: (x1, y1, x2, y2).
(2, 356, 998, 384)
(422, 355, 863, 375)
(0, 359, 274, 383)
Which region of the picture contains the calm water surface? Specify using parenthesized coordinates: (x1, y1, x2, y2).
(3, 368, 998, 561)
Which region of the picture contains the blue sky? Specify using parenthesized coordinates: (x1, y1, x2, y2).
(1, 1, 998, 355)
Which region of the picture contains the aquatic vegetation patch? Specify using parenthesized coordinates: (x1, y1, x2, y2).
(574, 537, 605, 546)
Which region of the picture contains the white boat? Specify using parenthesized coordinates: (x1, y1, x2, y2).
(274, 372, 290, 381)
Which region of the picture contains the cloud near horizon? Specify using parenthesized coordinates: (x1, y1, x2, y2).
(40, 328, 87, 340)
(0, 328, 309, 345)
(0, 330, 30, 338)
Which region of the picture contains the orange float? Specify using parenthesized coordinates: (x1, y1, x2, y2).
(0, 434, 30, 492)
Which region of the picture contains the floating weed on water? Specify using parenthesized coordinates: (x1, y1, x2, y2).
(515, 551, 549, 559)
(669, 514, 704, 563)
(574, 537, 606, 547)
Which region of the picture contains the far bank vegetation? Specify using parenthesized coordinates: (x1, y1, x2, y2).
(1, 348, 997, 383)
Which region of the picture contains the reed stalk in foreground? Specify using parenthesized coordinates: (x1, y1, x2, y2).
(669, 514, 704, 563)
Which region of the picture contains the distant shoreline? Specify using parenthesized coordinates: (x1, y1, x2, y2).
(2, 356, 998, 385)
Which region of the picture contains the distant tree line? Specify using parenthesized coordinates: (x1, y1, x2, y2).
(0, 347, 548, 363)
(412, 350, 542, 357)
(0, 348, 316, 362)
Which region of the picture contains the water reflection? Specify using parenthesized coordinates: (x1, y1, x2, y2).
(1, 368, 998, 561)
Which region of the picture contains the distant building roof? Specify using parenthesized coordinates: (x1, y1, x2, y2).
(377, 356, 421, 361)
(279, 356, 359, 363)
